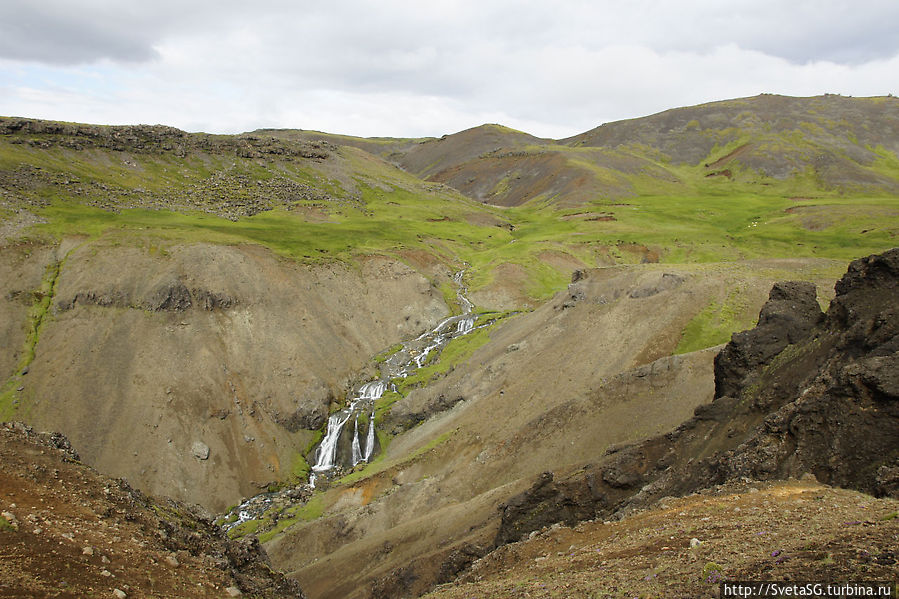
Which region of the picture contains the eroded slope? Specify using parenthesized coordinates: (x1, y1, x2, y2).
(2, 240, 448, 511)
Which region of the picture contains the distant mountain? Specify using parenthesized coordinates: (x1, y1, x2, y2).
(275, 94, 899, 207)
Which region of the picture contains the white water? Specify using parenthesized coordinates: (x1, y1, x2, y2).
(363, 415, 376, 462)
(308, 270, 478, 486)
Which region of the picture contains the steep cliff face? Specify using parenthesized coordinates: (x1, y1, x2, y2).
(495, 248, 899, 545)
(1, 239, 448, 510)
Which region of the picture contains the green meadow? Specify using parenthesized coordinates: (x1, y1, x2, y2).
(3, 127, 898, 346)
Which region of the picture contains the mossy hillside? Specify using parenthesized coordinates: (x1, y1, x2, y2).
(0, 253, 67, 420)
(674, 260, 846, 353)
(5, 117, 899, 311)
(20, 190, 899, 314)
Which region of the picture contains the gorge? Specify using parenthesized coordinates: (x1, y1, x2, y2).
(1, 95, 898, 598)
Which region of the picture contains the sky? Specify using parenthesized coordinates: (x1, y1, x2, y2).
(1, 0, 898, 139)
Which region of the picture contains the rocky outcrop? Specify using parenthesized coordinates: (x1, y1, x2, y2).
(495, 248, 899, 546)
(56, 280, 236, 312)
(713, 280, 824, 398)
(0, 117, 331, 160)
(382, 393, 466, 434)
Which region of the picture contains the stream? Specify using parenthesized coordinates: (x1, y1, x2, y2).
(222, 270, 481, 530)
(308, 270, 476, 487)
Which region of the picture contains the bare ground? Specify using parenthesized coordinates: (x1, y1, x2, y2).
(0, 422, 302, 599)
(425, 479, 899, 599)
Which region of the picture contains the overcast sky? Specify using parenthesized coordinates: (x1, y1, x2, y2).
(1, 1, 898, 138)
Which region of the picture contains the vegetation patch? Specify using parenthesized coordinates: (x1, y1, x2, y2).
(226, 518, 260, 539)
(675, 285, 751, 354)
(0, 254, 67, 419)
(394, 314, 509, 394)
(257, 494, 328, 542)
(0, 514, 16, 533)
(372, 343, 404, 365)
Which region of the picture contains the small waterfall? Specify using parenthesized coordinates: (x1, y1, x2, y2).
(312, 411, 354, 473)
(351, 414, 363, 465)
(363, 415, 376, 462)
(307, 269, 482, 486)
(456, 315, 475, 334)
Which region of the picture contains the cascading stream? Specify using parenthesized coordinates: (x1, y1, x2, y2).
(223, 269, 490, 528)
(307, 270, 477, 487)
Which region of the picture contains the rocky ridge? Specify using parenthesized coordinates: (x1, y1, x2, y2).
(0, 117, 341, 220)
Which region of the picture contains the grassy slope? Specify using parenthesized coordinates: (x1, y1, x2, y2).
(2, 109, 898, 347)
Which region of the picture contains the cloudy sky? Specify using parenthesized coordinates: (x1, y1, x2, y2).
(1, 1, 898, 138)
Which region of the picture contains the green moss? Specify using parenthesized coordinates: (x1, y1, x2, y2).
(675, 285, 751, 354)
(0, 515, 16, 532)
(372, 343, 404, 365)
(214, 512, 240, 527)
(290, 452, 311, 482)
(257, 494, 328, 542)
(395, 318, 502, 394)
(438, 281, 461, 315)
(0, 254, 69, 419)
(4, 125, 899, 314)
(227, 519, 260, 538)
(373, 390, 403, 424)
(407, 429, 454, 460)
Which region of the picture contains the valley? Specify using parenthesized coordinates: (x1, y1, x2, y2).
(1, 94, 897, 598)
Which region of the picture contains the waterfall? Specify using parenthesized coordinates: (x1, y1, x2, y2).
(351, 414, 363, 465)
(363, 414, 376, 462)
(312, 411, 354, 472)
(308, 269, 480, 486)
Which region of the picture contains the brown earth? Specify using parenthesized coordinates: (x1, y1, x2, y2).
(567, 95, 899, 179)
(424, 479, 899, 599)
(0, 421, 303, 599)
(297, 95, 899, 207)
(1, 239, 449, 511)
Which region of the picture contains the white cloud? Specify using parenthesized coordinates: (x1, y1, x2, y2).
(1, 1, 898, 137)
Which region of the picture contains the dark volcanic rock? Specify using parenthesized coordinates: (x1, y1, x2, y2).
(193, 288, 237, 311)
(57, 284, 237, 313)
(495, 472, 595, 545)
(145, 280, 193, 311)
(714, 280, 824, 398)
(495, 249, 899, 548)
(383, 393, 466, 434)
(436, 543, 489, 585)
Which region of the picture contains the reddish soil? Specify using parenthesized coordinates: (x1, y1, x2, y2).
(0, 423, 301, 599)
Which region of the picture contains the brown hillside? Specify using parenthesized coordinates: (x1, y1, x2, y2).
(268, 95, 899, 206)
(261, 259, 843, 599)
(2, 240, 448, 511)
(0, 422, 303, 599)
(494, 248, 899, 546)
